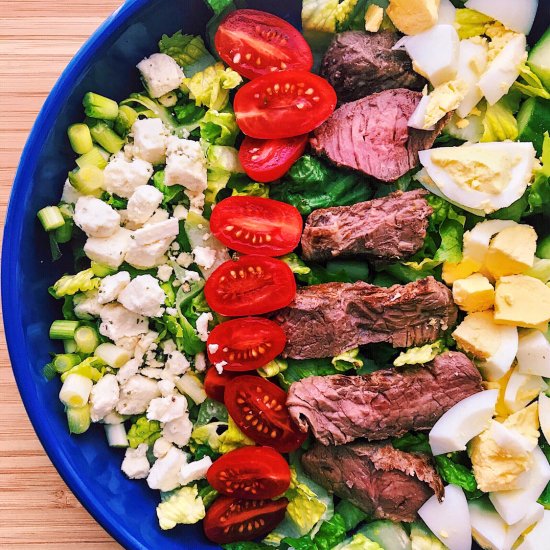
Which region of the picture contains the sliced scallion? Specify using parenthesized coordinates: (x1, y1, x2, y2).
(53, 353, 82, 373)
(67, 404, 91, 434)
(37, 206, 65, 231)
(76, 146, 109, 169)
(83, 92, 119, 121)
(74, 325, 100, 354)
(68, 165, 104, 195)
(67, 123, 93, 155)
(49, 320, 80, 340)
(89, 121, 124, 153)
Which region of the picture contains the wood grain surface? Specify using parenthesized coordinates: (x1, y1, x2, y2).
(0, 2, 123, 547)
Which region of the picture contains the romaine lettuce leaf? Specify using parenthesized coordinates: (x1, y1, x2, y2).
(217, 416, 255, 453)
(335, 534, 383, 550)
(392, 432, 432, 454)
(334, 499, 369, 531)
(480, 94, 520, 142)
(302, 0, 359, 34)
(156, 485, 205, 529)
(278, 358, 339, 390)
(410, 521, 448, 550)
(258, 357, 288, 378)
(455, 8, 493, 39)
(513, 63, 550, 100)
(159, 32, 215, 76)
(200, 109, 240, 146)
(332, 348, 364, 371)
(279, 513, 347, 550)
(127, 416, 162, 448)
(526, 132, 550, 217)
(393, 340, 446, 367)
(434, 453, 483, 499)
(50, 268, 100, 298)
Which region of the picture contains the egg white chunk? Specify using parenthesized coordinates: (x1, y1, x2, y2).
(469, 498, 508, 550)
(408, 95, 435, 130)
(478, 325, 518, 382)
(429, 390, 498, 455)
(504, 502, 544, 550)
(456, 39, 488, 118)
(438, 0, 456, 25)
(516, 510, 550, 550)
(503, 368, 547, 413)
(539, 393, 550, 444)
(463, 219, 519, 265)
(516, 329, 550, 377)
(465, 0, 538, 35)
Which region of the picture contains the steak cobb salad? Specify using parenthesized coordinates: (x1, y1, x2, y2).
(35, 0, 550, 548)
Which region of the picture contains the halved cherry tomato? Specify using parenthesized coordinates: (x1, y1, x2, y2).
(239, 134, 309, 182)
(204, 495, 288, 544)
(214, 9, 313, 80)
(210, 196, 303, 256)
(204, 255, 296, 317)
(224, 375, 307, 453)
(207, 446, 291, 499)
(204, 367, 238, 403)
(207, 317, 286, 371)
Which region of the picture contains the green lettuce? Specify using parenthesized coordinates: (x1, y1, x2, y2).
(50, 268, 100, 298)
(196, 398, 228, 425)
(410, 521, 448, 550)
(539, 439, 550, 508)
(160, 313, 205, 355)
(393, 340, 446, 367)
(302, 0, 359, 33)
(513, 63, 550, 100)
(190, 422, 227, 453)
(392, 432, 431, 454)
(526, 132, 550, 217)
(156, 485, 205, 530)
(159, 32, 215, 76)
(278, 358, 339, 390)
(279, 514, 347, 550)
(480, 93, 520, 142)
(258, 357, 288, 378)
(152, 170, 184, 206)
(334, 500, 368, 531)
(218, 417, 255, 453)
(332, 348, 363, 371)
(206, 145, 243, 173)
(223, 544, 271, 550)
(358, 520, 411, 550)
(455, 8, 493, 39)
(127, 416, 162, 448)
(173, 102, 207, 130)
(434, 453, 483, 499)
(200, 109, 239, 146)
(59, 356, 105, 383)
(203, 0, 234, 15)
(335, 534, 383, 550)
(270, 155, 371, 216)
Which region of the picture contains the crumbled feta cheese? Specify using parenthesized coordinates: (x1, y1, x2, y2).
(140, 367, 164, 379)
(185, 189, 205, 214)
(147, 395, 188, 423)
(137, 53, 185, 99)
(126, 185, 163, 225)
(99, 303, 148, 341)
(214, 361, 227, 375)
(90, 374, 119, 422)
(103, 154, 154, 198)
(121, 444, 150, 479)
(147, 446, 187, 491)
(173, 205, 188, 220)
(165, 307, 178, 316)
(165, 140, 207, 193)
(145, 208, 170, 225)
(132, 118, 169, 165)
(174, 268, 201, 284)
(208, 343, 219, 354)
(134, 331, 159, 361)
(179, 456, 212, 486)
(176, 253, 194, 268)
(116, 358, 141, 385)
(153, 437, 172, 459)
(74, 196, 120, 238)
(195, 352, 207, 373)
(170, 242, 181, 252)
(162, 339, 177, 355)
(134, 217, 179, 245)
(74, 291, 104, 319)
(162, 415, 194, 447)
(118, 275, 166, 317)
(102, 411, 126, 425)
(114, 336, 140, 357)
(158, 379, 176, 397)
(61, 178, 82, 205)
(117, 374, 161, 415)
(84, 227, 133, 269)
(195, 313, 212, 342)
(97, 271, 131, 304)
(125, 236, 172, 269)
(166, 350, 190, 375)
(157, 264, 173, 282)
(193, 246, 217, 269)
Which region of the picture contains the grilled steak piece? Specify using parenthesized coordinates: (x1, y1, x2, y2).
(302, 441, 444, 521)
(301, 189, 432, 263)
(310, 89, 450, 182)
(321, 31, 425, 103)
(287, 352, 482, 445)
(273, 277, 457, 359)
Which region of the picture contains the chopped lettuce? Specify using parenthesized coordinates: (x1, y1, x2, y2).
(181, 62, 242, 111)
(278, 358, 339, 390)
(50, 268, 100, 298)
(410, 521, 447, 550)
(190, 421, 227, 452)
(59, 356, 105, 383)
(223, 544, 271, 550)
(196, 398, 228, 425)
(203, 0, 234, 15)
(279, 514, 347, 550)
(358, 520, 411, 550)
(434, 453, 482, 499)
(455, 8, 493, 39)
(526, 132, 550, 217)
(173, 102, 207, 130)
(513, 63, 550, 100)
(258, 357, 288, 378)
(332, 348, 363, 371)
(392, 432, 431, 454)
(335, 534, 383, 550)
(206, 145, 243, 173)
(218, 416, 255, 453)
(480, 93, 520, 142)
(335, 500, 369, 531)
(302, 0, 359, 33)
(127, 416, 162, 448)
(200, 109, 240, 146)
(156, 485, 205, 530)
(161, 313, 205, 355)
(393, 340, 446, 367)
(158, 32, 215, 76)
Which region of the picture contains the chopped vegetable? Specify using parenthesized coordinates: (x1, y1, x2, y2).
(156, 485, 205, 530)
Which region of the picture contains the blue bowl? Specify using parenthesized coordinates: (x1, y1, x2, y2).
(2, 1, 548, 548)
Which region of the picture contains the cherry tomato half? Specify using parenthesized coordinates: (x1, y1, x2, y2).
(207, 446, 291, 499)
(225, 375, 307, 453)
(204, 367, 238, 403)
(204, 495, 288, 544)
(214, 9, 313, 80)
(239, 134, 309, 182)
(234, 70, 337, 139)
(210, 196, 303, 256)
(207, 317, 286, 371)
(204, 255, 296, 317)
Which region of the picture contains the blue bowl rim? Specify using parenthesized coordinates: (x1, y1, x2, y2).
(2, 1, 161, 548)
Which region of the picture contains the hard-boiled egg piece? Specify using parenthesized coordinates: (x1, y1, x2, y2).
(429, 389, 498, 455)
(516, 330, 550, 377)
(438, 0, 456, 25)
(453, 273, 495, 312)
(525, 257, 550, 283)
(489, 446, 550, 525)
(516, 510, 550, 550)
(401, 24, 460, 86)
(489, 418, 537, 455)
(539, 393, 550, 444)
(452, 311, 518, 381)
(386, 0, 439, 35)
(504, 502, 544, 550)
(503, 367, 547, 413)
(465, 0, 538, 35)
(408, 95, 434, 130)
(444, 111, 485, 143)
(456, 38, 489, 118)
(478, 33, 527, 105)
(463, 219, 518, 266)
(469, 498, 508, 550)
(418, 485, 471, 550)
(418, 142, 537, 215)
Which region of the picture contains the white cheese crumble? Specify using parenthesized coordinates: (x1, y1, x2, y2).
(131, 118, 170, 165)
(157, 264, 173, 282)
(196, 313, 213, 342)
(97, 271, 131, 304)
(99, 303, 148, 341)
(179, 456, 213, 486)
(118, 274, 166, 317)
(90, 374, 119, 422)
(126, 185, 163, 225)
(137, 53, 185, 99)
(74, 196, 121, 238)
(121, 444, 150, 480)
(116, 374, 161, 415)
(84, 227, 134, 269)
(103, 153, 154, 199)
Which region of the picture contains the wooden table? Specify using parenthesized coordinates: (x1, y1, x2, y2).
(0, 2, 123, 547)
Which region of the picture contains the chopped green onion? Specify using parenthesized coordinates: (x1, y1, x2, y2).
(105, 423, 128, 447)
(83, 92, 119, 120)
(63, 339, 78, 354)
(114, 105, 138, 136)
(74, 325, 100, 354)
(53, 353, 81, 373)
(37, 206, 65, 231)
(67, 123, 93, 154)
(90, 261, 117, 277)
(158, 91, 178, 107)
(94, 343, 130, 368)
(43, 362, 58, 381)
(49, 320, 80, 340)
(89, 121, 124, 153)
(68, 165, 104, 195)
(54, 219, 73, 244)
(67, 404, 91, 434)
(59, 373, 93, 407)
(76, 146, 109, 169)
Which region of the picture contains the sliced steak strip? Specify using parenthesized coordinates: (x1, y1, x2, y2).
(302, 441, 444, 522)
(320, 31, 425, 104)
(273, 277, 457, 359)
(310, 89, 450, 182)
(287, 351, 482, 445)
(301, 189, 432, 263)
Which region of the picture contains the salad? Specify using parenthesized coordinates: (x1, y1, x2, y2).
(35, 0, 550, 548)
